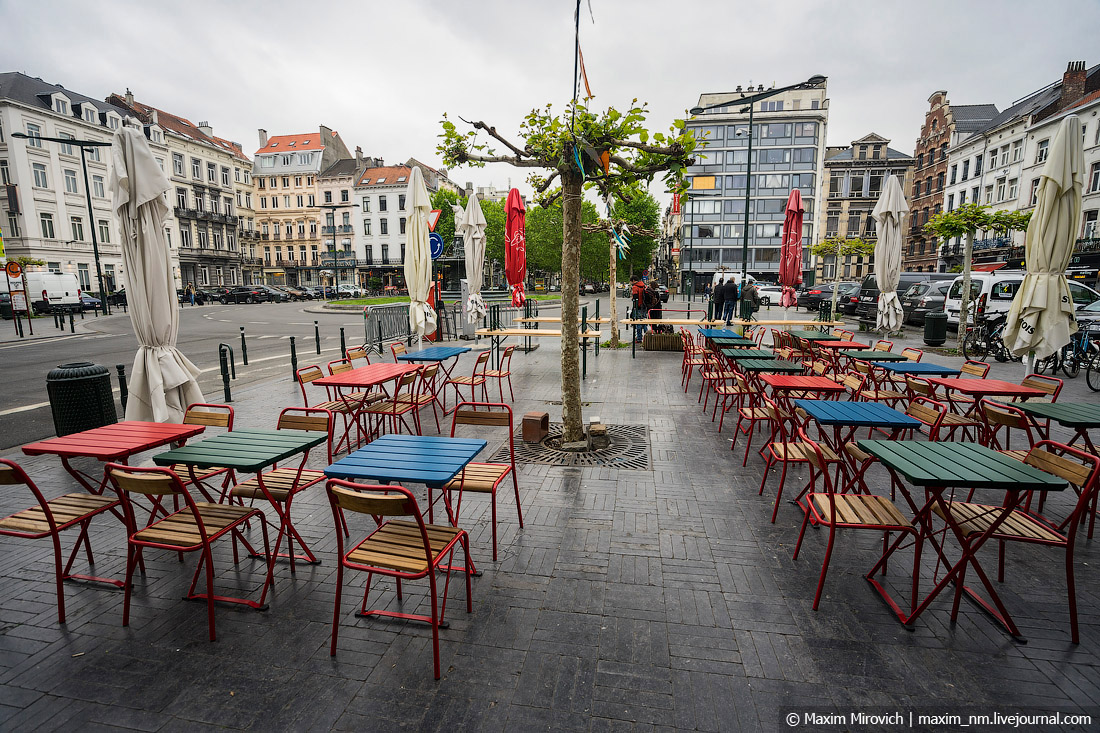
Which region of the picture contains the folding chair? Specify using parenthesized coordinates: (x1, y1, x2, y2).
(230, 407, 335, 569)
(482, 345, 517, 402)
(0, 459, 123, 623)
(444, 350, 490, 406)
(361, 368, 421, 439)
(757, 397, 841, 523)
(434, 402, 523, 560)
(398, 363, 444, 434)
(346, 345, 372, 365)
(166, 403, 237, 502)
(327, 480, 473, 678)
(873, 339, 894, 352)
(390, 342, 408, 362)
(930, 442, 1100, 643)
(106, 464, 275, 641)
(297, 365, 360, 454)
(792, 428, 920, 611)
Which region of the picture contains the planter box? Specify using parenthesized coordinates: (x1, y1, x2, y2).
(642, 333, 682, 351)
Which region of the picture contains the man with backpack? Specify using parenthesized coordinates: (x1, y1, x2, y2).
(630, 276, 648, 343)
(721, 278, 740, 325)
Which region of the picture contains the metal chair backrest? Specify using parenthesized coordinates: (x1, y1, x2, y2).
(498, 345, 516, 371)
(873, 340, 894, 352)
(0, 459, 56, 530)
(901, 347, 923, 362)
(1021, 373, 1062, 401)
(390, 342, 408, 362)
(276, 406, 334, 463)
(905, 396, 946, 435)
(905, 376, 936, 399)
(296, 365, 326, 406)
(183, 403, 234, 429)
(346, 345, 371, 365)
(451, 401, 514, 472)
(328, 359, 354, 375)
(961, 360, 990, 378)
(472, 350, 491, 376)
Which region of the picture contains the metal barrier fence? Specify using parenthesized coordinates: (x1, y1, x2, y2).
(363, 303, 412, 355)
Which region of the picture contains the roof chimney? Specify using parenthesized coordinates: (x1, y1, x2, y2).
(258, 128, 268, 148)
(355, 145, 364, 168)
(124, 88, 134, 107)
(198, 121, 213, 138)
(1061, 61, 1087, 110)
(150, 108, 158, 125)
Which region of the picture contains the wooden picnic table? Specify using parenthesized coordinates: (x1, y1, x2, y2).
(23, 421, 207, 494)
(857, 440, 1067, 640)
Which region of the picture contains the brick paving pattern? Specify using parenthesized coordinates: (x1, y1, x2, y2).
(1, 335, 1099, 731)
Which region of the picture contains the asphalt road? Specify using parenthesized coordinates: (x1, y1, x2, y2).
(0, 301, 371, 450)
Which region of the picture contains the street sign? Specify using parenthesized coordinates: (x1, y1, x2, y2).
(11, 290, 27, 312)
(5, 261, 21, 278)
(671, 248, 680, 256)
(427, 209, 441, 232)
(429, 232, 444, 260)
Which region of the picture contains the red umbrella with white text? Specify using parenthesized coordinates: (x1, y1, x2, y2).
(779, 188, 804, 308)
(505, 188, 527, 307)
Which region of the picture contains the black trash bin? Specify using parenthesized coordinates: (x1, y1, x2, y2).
(924, 311, 948, 347)
(46, 362, 117, 437)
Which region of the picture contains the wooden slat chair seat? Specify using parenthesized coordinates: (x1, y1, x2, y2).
(171, 403, 236, 500)
(482, 345, 517, 402)
(712, 376, 749, 433)
(434, 402, 522, 560)
(445, 351, 490, 405)
(361, 370, 421, 439)
(107, 464, 274, 642)
(792, 428, 921, 611)
(699, 354, 738, 411)
(0, 459, 123, 624)
(228, 408, 335, 567)
(758, 396, 836, 523)
(395, 363, 444, 434)
(327, 481, 473, 679)
(926, 442, 1100, 643)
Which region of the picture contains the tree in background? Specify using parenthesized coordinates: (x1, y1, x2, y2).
(924, 203, 1030, 350)
(430, 189, 463, 255)
(440, 100, 696, 442)
(809, 236, 876, 321)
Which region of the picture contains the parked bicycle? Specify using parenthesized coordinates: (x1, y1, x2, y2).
(962, 311, 1018, 363)
(1035, 322, 1100, 378)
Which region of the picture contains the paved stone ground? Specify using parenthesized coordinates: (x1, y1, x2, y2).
(1, 332, 1099, 731)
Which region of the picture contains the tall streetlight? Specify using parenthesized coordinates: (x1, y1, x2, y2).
(691, 74, 826, 317)
(684, 189, 721, 303)
(320, 201, 359, 293)
(13, 132, 114, 314)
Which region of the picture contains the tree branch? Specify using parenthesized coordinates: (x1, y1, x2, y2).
(612, 138, 686, 156)
(456, 149, 546, 168)
(464, 119, 532, 160)
(535, 170, 560, 194)
(608, 154, 694, 175)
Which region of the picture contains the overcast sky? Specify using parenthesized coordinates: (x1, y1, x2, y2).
(3, 0, 1097, 207)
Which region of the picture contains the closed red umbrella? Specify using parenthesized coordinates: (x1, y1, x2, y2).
(505, 188, 527, 307)
(779, 188, 804, 308)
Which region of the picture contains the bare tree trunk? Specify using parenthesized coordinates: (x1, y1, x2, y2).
(560, 170, 584, 443)
(957, 231, 974, 351)
(829, 252, 843, 322)
(608, 232, 619, 348)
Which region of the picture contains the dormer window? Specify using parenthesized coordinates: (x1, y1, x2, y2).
(288, 141, 296, 147)
(105, 114, 121, 130)
(302, 138, 311, 145)
(54, 98, 69, 115)
(361, 178, 371, 185)
(83, 106, 97, 123)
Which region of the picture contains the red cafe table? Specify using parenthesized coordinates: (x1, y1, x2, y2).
(23, 421, 206, 494)
(925, 377, 1046, 418)
(314, 363, 423, 451)
(760, 374, 847, 409)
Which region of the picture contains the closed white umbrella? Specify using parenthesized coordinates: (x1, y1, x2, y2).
(460, 193, 487, 324)
(1003, 115, 1083, 361)
(871, 175, 909, 333)
(404, 166, 437, 342)
(110, 126, 203, 422)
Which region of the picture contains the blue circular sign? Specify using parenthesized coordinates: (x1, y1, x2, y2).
(429, 232, 445, 259)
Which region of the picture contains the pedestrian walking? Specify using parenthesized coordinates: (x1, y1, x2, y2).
(630, 276, 648, 343)
(187, 282, 196, 306)
(712, 278, 725, 322)
(721, 278, 739, 325)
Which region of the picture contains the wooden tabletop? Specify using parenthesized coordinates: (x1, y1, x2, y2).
(737, 359, 804, 373)
(815, 340, 869, 350)
(721, 349, 775, 360)
(23, 421, 206, 460)
(325, 434, 488, 487)
(789, 331, 843, 341)
(848, 351, 908, 361)
(1017, 402, 1100, 428)
(152, 428, 326, 472)
(795, 399, 921, 429)
(314, 362, 421, 389)
(396, 346, 471, 362)
(761, 375, 847, 392)
(858, 440, 1067, 492)
(926, 377, 1046, 397)
(875, 363, 962, 376)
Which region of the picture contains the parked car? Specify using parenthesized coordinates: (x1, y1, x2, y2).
(800, 282, 859, 311)
(901, 280, 952, 325)
(256, 285, 289, 303)
(754, 284, 783, 307)
(656, 285, 670, 303)
(25, 272, 82, 314)
(944, 270, 1100, 328)
(854, 272, 955, 323)
(106, 289, 128, 307)
(336, 284, 362, 298)
(1076, 298, 1100, 328)
(219, 286, 271, 304)
(79, 293, 102, 311)
(276, 285, 310, 301)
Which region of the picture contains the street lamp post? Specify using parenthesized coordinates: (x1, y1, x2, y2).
(691, 74, 826, 318)
(13, 132, 114, 314)
(320, 201, 359, 294)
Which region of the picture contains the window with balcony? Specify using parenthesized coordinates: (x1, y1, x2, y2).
(197, 230, 209, 248)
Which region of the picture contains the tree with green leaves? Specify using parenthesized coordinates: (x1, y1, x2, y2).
(810, 236, 876, 321)
(924, 203, 1031, 349)
(430, 189, 464, 255)
(439, 101, 697, 442)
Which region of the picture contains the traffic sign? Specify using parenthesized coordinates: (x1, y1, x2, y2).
(427, 209, 441, 232)
(6, 261, 21, 278)
(671, 248, 680, 256)
(11, 291, 27, 312)
(429, 232, 445, 260)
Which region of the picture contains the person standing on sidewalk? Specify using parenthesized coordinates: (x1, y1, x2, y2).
(712, 278, 725, 322)
(630, 276, 648, 343)
(187, 282, 196, 306)
(721, 278, 739, 325)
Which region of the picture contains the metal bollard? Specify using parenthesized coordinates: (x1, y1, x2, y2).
(340, 327, 346, 358)
(314, 320, 321, 355)
(219, 347, 232, 402)
(69, 312, 75, 333)
(582, 305, 588, 380)
(377, 321, 383, 357)
(290, 336, 298, 379)
(218, 343, 236, 379)
(116, 364, 128, 412)
(239, 326, 248, 365)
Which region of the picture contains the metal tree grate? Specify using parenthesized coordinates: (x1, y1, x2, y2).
(491, 422, 651, 470)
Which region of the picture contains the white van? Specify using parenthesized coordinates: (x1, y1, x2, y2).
(944, 270, 1100, 327)
(710, 271, 755, 290)
(23, 272, 82, 314)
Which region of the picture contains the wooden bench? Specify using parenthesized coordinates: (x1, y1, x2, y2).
(515, 317, 612, 324)
(476, 328, 603, 338)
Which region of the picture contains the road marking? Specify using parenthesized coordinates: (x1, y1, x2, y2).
(0, 400, 51, 416)
(248, 321, 267, 325)
(258, 335, 279, 339)
(0, 334, 94, 351)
